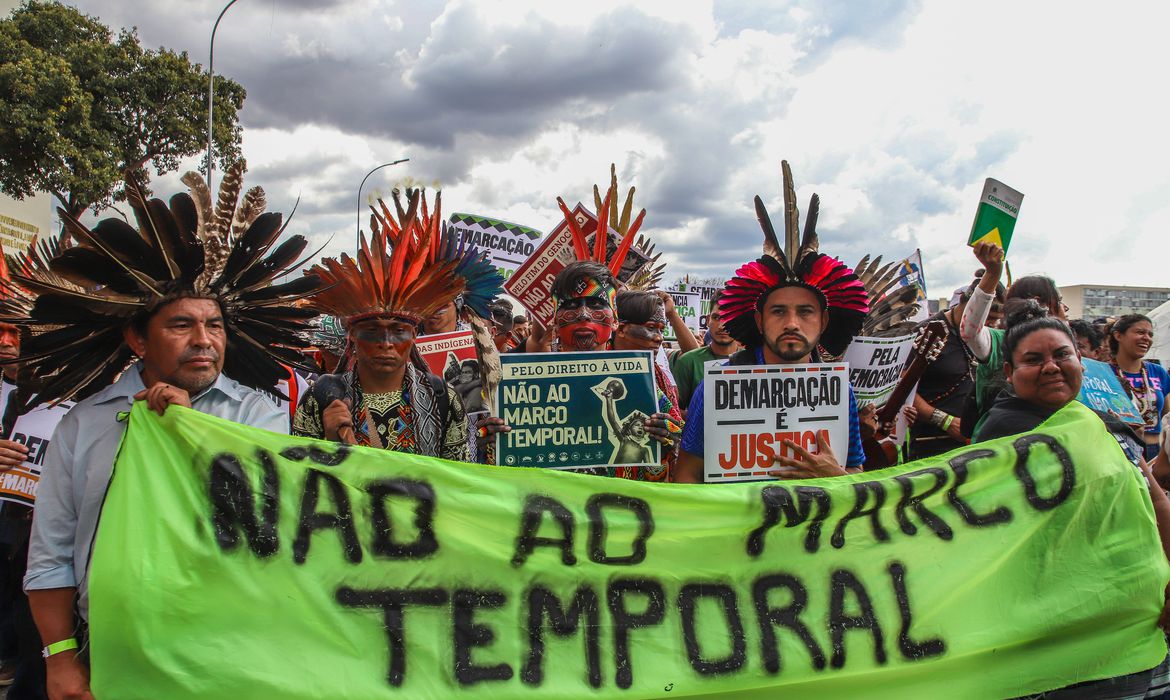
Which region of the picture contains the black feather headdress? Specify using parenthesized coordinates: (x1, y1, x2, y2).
(11, 162, 321, 406)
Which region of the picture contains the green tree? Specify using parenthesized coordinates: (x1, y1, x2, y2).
(0, 0, 246, 217)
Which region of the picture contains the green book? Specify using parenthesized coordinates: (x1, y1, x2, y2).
(967, 178, 1023, 252)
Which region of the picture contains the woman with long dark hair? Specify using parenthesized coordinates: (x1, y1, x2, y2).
(977, 305, 1170, 700)
(1110, 314, 1170, 461)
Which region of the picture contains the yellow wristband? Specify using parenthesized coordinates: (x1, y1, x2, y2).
(41, 637, 78, 658)
(941, 415, 954, 431)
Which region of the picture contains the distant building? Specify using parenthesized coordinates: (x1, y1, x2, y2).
(1060, 285, 1170, 320)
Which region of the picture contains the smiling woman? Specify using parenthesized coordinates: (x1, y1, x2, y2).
(973, 304, 1082, 444)
(1110, 314, 1170, 460)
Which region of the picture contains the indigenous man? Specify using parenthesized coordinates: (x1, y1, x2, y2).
(489, 167, 681, 480)
(294, 190, 498, 461)
(675, 163, 869, 482)
(17, 168, 318, 700)
(670, 289, 736, 416)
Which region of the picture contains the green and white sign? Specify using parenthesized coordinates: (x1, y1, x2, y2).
(447, 212, 543, 280)
(495, 350, 661, 470)
(967, 178, 1023, 253)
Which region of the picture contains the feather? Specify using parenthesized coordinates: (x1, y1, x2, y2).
(608, 208, 645, 278)
(593, 184, 612, 262)
(125, 177, 182, 280)
(231, 186, 268, 241)
(556, 198, 591, 261)
(754, 196, 786, 267)
(468, 313, 500, 413)
(781, 160, 800, 262)
(213, 161, 246, 242)
(798, 193, 820, 261)
(181, 171, 213, 239)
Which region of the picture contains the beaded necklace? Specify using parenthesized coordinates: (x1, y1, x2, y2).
(1112, 361, 1158, 428)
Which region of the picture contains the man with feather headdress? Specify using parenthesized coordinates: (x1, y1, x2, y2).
(484, 167, 682, 480)
(12, 164, 320, 698)
(293, 189, 503, 461)
(674, 162, 869, 483)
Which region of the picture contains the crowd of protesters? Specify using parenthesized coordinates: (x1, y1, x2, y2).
(0, 163, 1163, 700)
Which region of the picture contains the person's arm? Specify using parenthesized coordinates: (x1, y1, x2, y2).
(911, 392, 964, 441)
(959, 242, 1004, 361)
(29, 588, 93, 700)
(658, 292, 699, 353)
(25, 415, 91, 699)
(672, 386, 706, 482)
(959, 289, 996, 361)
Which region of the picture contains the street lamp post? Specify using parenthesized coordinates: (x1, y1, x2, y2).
(356, 159, 410, 249)
(207, 0, 240, 191)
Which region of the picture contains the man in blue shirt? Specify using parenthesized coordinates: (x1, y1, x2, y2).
(673, 166, 870, 483)
(674, 285, 866, 482)
(15, 170, 316, 700)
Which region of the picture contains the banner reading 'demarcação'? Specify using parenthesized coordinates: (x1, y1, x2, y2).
(89, 401, 1168, 699)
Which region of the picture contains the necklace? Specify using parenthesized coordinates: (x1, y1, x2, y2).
(1113, 361, 1158, 427)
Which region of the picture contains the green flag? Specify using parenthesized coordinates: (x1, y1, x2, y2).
(89, 401, 1168, 698)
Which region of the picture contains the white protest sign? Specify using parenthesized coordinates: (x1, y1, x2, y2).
(702, 363, 850, 483)
(843, 334, 915, 406)
(664, 290, 700, 341)
(447, 213, 543, 281)
(844, 334, 916, 447)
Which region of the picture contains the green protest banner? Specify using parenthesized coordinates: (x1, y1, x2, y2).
(496, 350, 660, 470)
(967, 178, 1024, 253)
(90, 401, 1168, 699)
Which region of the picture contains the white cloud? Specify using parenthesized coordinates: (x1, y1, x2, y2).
(68, 0, 1170, 303)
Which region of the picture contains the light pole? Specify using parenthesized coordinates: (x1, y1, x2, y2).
(356, 159, 410, 249)
(207, 0, 240, 191)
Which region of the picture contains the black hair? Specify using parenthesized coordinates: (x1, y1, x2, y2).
(615, 290, 662, 324)
(1068, 319, 1102, 350)
(488, 299, 514, 332)
(512, 315, 527, 325)
(552, 261, 616, 301)
(1108, 313, 1153, 355)
(1006, 275, 1062, 316)
(1002, 300, 1076, 366)
(960, 269, 1006, 304)
(708, 289, 724, 314)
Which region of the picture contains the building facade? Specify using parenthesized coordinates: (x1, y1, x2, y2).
(1060, 285, 1170, 320)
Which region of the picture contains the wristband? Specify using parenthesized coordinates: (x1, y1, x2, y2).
(942, 415, 954, 431)
(42, 637, 78, 658)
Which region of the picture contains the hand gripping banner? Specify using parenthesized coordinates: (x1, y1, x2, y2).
(89, 401, 1169, 699)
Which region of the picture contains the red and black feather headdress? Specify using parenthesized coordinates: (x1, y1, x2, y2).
(719, 161, 869, 356)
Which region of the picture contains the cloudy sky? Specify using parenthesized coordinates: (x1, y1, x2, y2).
(73, 0, 1170, 298)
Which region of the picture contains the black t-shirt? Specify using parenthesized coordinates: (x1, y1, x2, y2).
(912, 313, 974, 439)
(973, 392, 1057, 443)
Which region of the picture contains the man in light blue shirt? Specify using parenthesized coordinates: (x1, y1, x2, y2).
(25, 297, 287, 699)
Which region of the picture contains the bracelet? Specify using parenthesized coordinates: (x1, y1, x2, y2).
(42, 637, 78, 659)
(930, 409, 947, 428)
(941, 415, 954, 431)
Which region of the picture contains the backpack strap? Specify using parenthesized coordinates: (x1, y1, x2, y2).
(427, 373, 451, 430)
